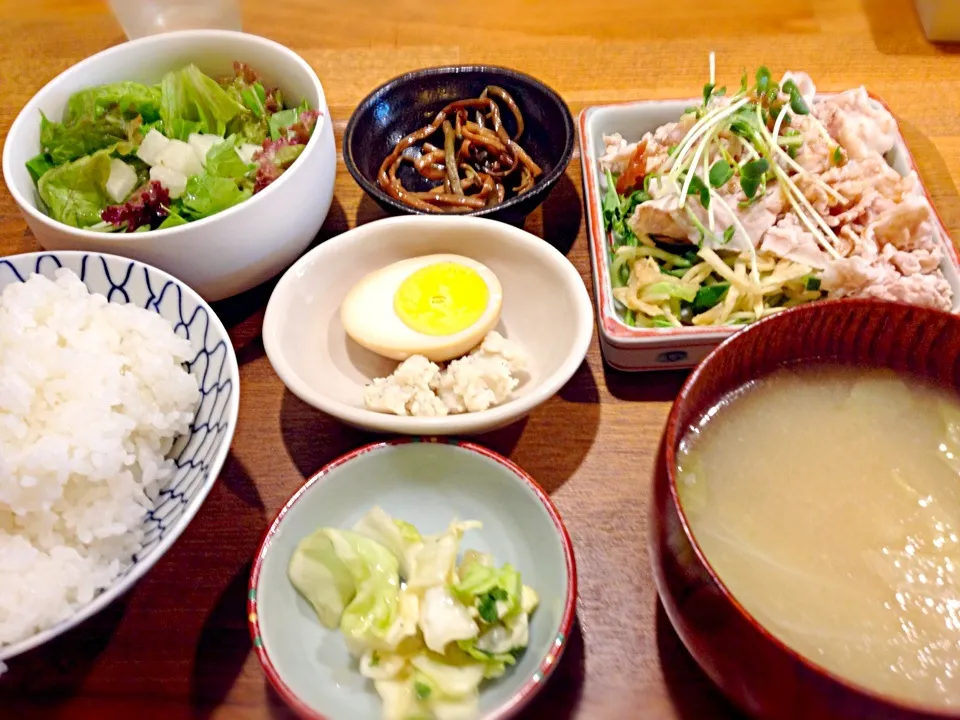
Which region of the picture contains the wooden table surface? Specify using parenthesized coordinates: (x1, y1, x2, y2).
(1, 1, 959, 718)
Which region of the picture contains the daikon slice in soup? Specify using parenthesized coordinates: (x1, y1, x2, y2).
(676, 365, 960, 710)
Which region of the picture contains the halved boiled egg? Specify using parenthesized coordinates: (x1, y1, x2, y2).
(340, 254, 503, 362)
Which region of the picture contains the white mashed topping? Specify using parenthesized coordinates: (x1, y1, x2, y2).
(363, 332, 528, 417)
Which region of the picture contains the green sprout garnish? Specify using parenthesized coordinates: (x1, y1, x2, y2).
(739, 158, 769, 199)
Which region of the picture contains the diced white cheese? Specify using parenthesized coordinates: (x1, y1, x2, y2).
(156, 139, 204, 178)
(136, 129, 170, 166)
(238, 142, 261, 164)
(188, 133, 225, 168)
(105, 159, 138, 203)
(149, 165, 187, 199)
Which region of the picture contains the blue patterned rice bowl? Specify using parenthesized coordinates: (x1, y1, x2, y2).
(0, 251, 239, 661)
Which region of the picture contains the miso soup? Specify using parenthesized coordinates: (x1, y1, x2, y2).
(677, 366, 960, 709)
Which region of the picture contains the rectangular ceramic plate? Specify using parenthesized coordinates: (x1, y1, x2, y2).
(578, 94, 960, 371)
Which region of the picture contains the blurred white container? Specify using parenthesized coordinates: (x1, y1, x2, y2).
(108, 0, 241, 39)
(916, 0, 960, 42)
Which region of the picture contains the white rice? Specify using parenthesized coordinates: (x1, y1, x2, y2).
(0, 268, 200, 647)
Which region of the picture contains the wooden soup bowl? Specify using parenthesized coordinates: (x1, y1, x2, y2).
(651, 298, 960, 720)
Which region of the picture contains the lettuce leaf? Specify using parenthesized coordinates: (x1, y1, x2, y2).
(179, 173, 251, 219)
(157, 208, 188, 229)
(204, 134, 255, 180)
(220, 62, 283, 144)
(268, 108, 299, 140)
(159, 64, 246, 140)
(65, 81, 162, 124)
(226, 113, 269, 145)
(39, 109, 129, 165)
(25, 153, 55, 183)
(37, 148, 112, 227)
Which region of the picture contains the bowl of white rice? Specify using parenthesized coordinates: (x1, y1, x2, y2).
(0, 250, 239, 662)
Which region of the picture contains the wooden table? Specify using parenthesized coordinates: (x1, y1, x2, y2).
(1, 1, 959, 717)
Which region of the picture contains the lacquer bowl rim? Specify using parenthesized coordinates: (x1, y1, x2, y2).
(663, 297, 960, 719)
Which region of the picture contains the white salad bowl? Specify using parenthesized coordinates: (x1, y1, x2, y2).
(248, 439, 577, 720)
(0, 251, 239, 661)
(261, 215, 594, 435)
(578, 95, 960, 371)
(1, 30, 336, 302)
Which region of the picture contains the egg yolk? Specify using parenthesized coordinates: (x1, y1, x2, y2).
(393, 262, 490, 336)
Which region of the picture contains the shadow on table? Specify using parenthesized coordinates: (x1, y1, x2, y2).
(656, 600, 744, 720)
(208, 194, 350, 336)
(0, 595, 128, 705)
(279, 389, 377, 479)
(478, 361, 600, 495)
(603, 365, 689, 404)
(524, 172, 583, 256)
(355, 193, 391, 228)
(190, 561, 255, 718)
(220, 450, 267, 511)
(352, 170, 583, 258)
(521, 615, 587, 718)
(267, 681, 301, 719)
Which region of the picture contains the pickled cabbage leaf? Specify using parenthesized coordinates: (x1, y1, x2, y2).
(37, 148, 112, 227)
(288, 528, 402, 653)
(352, 508, 480, 590)
(288, 530, 356, 628)
(406, 519, 482, 590)
(374, 678, 426, 720)
(453, 562, 523, 622)
(411, 652, 485, 698)
(359, 649, 409, 681)
(159, 64, 246, 140)
(353, 507, 423, 578)
(419, 586, 478, 653)
(475, 611, 529, 655)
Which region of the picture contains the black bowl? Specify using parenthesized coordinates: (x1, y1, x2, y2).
(343, 65, 575, 225)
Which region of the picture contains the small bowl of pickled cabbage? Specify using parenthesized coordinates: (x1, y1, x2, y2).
(248, 438, 577, 720)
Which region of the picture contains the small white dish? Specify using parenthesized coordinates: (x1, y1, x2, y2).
(1, 30, 336, 302)
(578, 95, 960, 371)
(261, 215, 594, 435)
(248, 439, 577, 720)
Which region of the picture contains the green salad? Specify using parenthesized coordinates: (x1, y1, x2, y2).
(288, 507, 539, 720)
(27, 61, 320, 232)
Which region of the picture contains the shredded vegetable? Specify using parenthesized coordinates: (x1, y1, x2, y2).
(600, 55, 832, 327)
